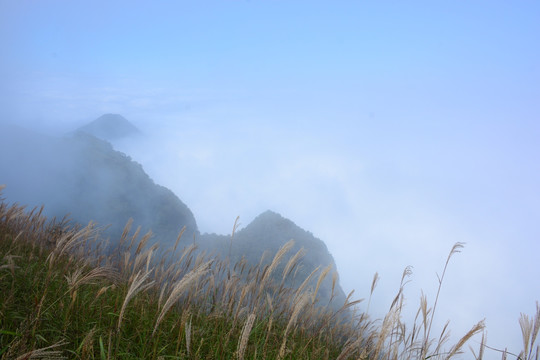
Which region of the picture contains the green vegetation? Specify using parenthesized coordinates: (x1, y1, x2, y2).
(1, 187, 538, 359)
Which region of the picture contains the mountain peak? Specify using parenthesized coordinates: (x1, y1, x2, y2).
(76, 114, 140, 141)
(248, 210, 291, 227)
(258, 210, 283, 220)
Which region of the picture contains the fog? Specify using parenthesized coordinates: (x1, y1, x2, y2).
(1, 1, 539, 355)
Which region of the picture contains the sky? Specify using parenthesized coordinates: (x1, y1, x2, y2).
(1, 0, 539, 355)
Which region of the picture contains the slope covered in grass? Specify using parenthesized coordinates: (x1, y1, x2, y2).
(0, 191, 362, 359)
(1, 187, 538, 359)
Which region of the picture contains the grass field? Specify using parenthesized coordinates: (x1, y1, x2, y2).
(0, 185, 538, 359)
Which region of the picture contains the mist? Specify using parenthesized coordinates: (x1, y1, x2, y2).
(2, 1, 540, 355)
(111, 104, 540, 353)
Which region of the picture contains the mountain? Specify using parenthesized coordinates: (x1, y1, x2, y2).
(199, 210, 348, 309)
(76, 114, 141, 141)
(1, 118, 349, 310)
(0, 124, 198, 249)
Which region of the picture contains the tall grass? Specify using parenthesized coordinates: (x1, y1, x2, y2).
(0, 185, 538, 359)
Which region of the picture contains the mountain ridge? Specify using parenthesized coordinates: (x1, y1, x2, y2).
(0, 115, 348, 309)
(0, 123, 198, 248)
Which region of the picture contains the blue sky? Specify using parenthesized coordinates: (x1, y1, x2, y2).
(1, 0, 539, 355)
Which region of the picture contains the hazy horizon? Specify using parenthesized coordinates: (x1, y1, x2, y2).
(2, 1, 539, 356)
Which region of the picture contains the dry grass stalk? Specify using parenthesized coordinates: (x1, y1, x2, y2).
(229, 215, 241, 258)
(80, 327, 97, 358)
(153, 260, 213, 336)
(172, 226, 186, 253)
(65, 265, 119, 293)
(278, 291, 311, 360)
(119, 218, 133, 246)
(130, 241, 157, 277)
(121, 251, 131, 275)
(520, 301, 540, 360)
(234, 283, 254, 319)
(335, 290, 363, 318)
(419, 292, 430, 338)
(134, 230, 152, 256)
(373, 306, 400, 358)
(281, 247, 305, 283)
(294, 266, 320, 300)
(46, 222, 101, 268)
(128, 225, 142, 250)
(91, 284, 116, 305)
(331, 271, 338, 299)
(237, 313, 256, 360)
(312, 264, 332, 304)
(434, 320, 451, 355)
(177, 243, 197, 270)
(469, 331, 486, 360)
(258, 239, 295, 294)
(365, 272, 380, 314)
(145, 243, 159, 273)
(422, 242, 464, 359)
(158, 281, 169, 309)
(0, 254, 21, 276)
(262, 316, 273, 356)
(266, 292, 274, 313)
(336, 337, 363, 360)
(15, 340, 68, 360)
(117, 270, 154, 331)
(444, 320, 485, 359)
(185, 315, 192, 355)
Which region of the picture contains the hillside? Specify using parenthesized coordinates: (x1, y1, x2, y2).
(0, 190, 362, 359)
(0, 124, 198, 249)
(2, 187, 534, 359)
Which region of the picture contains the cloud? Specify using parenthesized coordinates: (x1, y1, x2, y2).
(106, 110, 540, 354)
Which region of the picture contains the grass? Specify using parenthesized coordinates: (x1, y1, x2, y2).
(0, 185, 538, 359)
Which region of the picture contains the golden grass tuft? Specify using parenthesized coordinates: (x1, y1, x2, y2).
(237, 313, 256, 360)
(117, 270, 154, 331)
(153, 260, 213, 336)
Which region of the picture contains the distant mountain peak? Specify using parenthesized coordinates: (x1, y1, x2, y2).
(76, 114, 141, 141)
(249, 210, 290, 226)
(258, 210, 283, 219)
